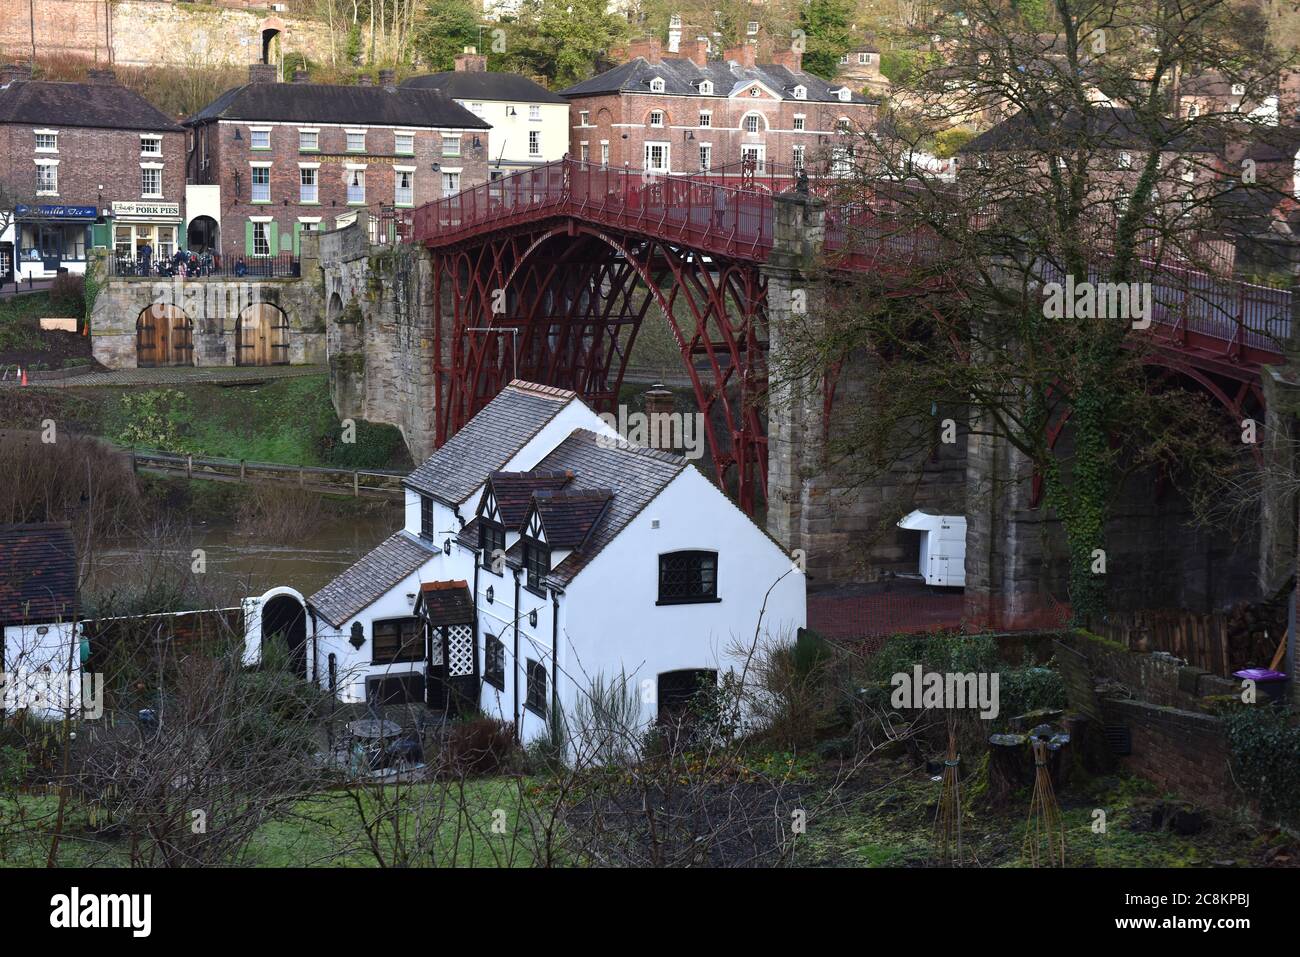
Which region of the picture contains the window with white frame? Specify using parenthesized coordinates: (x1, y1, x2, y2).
(600, 141, 609, 165)
(644, 142, 670, 172)
(579, 110, 590, 126)
(250, 164, 270, 202)
(251, 128, 270, 150)
(395, 168, 414, 205)
(34, 130, 57, 152)
(346, 130, 366, 152)
(252, 221, 271, 257)
(299, 165, 318, 203)
(394, 132, 414, 154)
(299, 128, 319, 151)
(649, 77, 665, 93)
(698, 143, 711, 170)
(698, 110, 712, 127)
(579, 141, 589, 161)
(792, 145, 805, 169)
(442, 135, 461, 157)
(792, 114, 805, 131)
(741, 144, 765, 172)
(529, 130, 541, 156)
(746, 20, 758, 34)
(442, 170, 460, 194)
(649, 110, 664, 127)
(839, 54, 850, 64)
(838, 88, 851, 102)
(858, 52, 870, 65)
(346, 167, 365, 203)
(141, 165, 162, 198)
(792, 85, 806, 100)
(140, 135, 162, 156)
(698, 80, 713, 95)
(743, 113, 762, 133)
(529, 104, 541, 120)
(35, 160, 57, 195)
(837, 117, 851, 133)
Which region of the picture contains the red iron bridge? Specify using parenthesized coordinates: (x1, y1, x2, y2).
(404, 158, 1293, 514)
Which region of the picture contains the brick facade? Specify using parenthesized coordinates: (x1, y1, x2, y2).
(187, 71, 491, 266)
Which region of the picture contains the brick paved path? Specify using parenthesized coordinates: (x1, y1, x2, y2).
(2, 363, 327, 388)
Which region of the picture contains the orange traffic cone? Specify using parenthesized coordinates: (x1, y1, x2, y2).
(19, 367, 27, 386)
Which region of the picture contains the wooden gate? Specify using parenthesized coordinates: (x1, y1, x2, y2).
(136, 305, 194, 367)
(236, 303, 290, 366)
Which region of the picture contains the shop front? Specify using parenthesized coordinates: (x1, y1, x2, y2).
(12, 204, 97, 279)
(110, 201, 183, 276)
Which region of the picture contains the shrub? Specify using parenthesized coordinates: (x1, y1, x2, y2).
(1225, 705, 1300, 821)
(445, 716, 517, 776)
(115, 388, 192, 453)
(49, 273, 85, 319)
(320, 418, 406, 469)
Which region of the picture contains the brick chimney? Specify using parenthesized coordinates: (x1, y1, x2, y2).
(644, 383, 675, 418)
(379, 68, 397, 90)
(681, 38, 709, 68)
(454, 48, 487, 73)
(724, 43, 756, 70)
(248, 62, 277, 84)
(1, 63, 32, 85)
(86, 67, 118, 85)
(356, 74, 374, 86)
(770, 47, 802, 73)
(626, 37, 663, 65)
(292, 68, 309, 83)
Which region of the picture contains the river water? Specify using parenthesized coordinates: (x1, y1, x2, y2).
(82, 505, 400, 606)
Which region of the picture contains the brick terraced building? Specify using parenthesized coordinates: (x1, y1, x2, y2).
(185, 65, 491, 266)
(559, 38, 877, 178)
(0, 63, 185, 283)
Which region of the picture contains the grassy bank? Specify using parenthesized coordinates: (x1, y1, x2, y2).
(3, 374, 411, 469)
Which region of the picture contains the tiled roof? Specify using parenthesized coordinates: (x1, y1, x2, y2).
(0, 80, 183, 132)
(531, 488, 613, 549)
(416, 580, 475, 626)
(185, 82, 489, 129)
(559, 56, 869, 104)
(0, 523, 77, 626)
(487, 470, 574, 527)
(404, 381, 581, 506)
(960, 105, 1218, 153)
(529, 430, 687, 587)
(309, 531, 436, 628)
(403, 72, 567, 103)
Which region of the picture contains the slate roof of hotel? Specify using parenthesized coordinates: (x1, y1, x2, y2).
(185, 82, 489, 129)
(560, 57, 869, 103)
(0, 79, 183, 132)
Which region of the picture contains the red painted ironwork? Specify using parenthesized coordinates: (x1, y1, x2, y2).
(409, 158, 1294, 516)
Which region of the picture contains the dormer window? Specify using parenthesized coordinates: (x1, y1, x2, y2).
(477, 485, 506, 571)
(837, 88, 852, 102)
(522, 507, 550, 594)
(650, 76, 665, 93)
(698, 80, 713, 95)
(792, 85, 806, 100)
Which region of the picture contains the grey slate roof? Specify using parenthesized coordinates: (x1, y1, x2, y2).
(185, 82, 489, 129)
(531, 488, 613, 549)
(403, 72, 567, 103)
(0, 523, 77, 627)
(960, 105, 1218, 154)
(309, 530, 437, 628)
(528, 430, 687, 587)
(404, 381, 582, 507)
(0, 80, 183, 132)
(559, 57, 868, 104)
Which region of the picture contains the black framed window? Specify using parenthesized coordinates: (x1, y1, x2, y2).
(371, 617, 424, 664)
(479, 520, 505, 572)
(419, 495, 433, 540)
(657, 551, 719, 605)
(366, 672, 425, 706)
(523, 540, 550, 594)
(525, 658, 547, 717)
(484, 633, 506, 690)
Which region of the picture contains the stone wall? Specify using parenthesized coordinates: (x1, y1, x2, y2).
(319, 214, 438, 462)
(89, 243, 326, 369)
(1, 0, 331, 69)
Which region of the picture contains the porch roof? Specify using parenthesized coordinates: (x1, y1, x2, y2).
(0, 522, 77, 627)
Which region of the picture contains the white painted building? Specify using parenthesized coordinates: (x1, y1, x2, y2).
(246, 380, 806, 748)
(0, 523, 83, 719)
(403, 51, 570, 178)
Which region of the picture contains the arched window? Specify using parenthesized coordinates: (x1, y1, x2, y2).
(649, 110, 665, 127)
(742, 112, 765, 133)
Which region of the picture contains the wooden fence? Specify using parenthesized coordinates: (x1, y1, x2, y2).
(128, 450, 406, 499)
(1084, 609, 1283, 677)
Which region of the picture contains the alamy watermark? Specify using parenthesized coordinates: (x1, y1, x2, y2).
(1, 670, 104, 719)
(1042, 275, 1152, 329)
(890, 665, 1000, 719)
(597, 405, 705, 460)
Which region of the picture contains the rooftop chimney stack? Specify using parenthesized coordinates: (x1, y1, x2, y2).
(86, 67, 117, 85)
(454, 47, 488, 72)
(356, 73, 374, 86)
(626, 37, 663, 65)
(724, 43, 757, 70)
(682, 38, 709, 68)
(248, 63, 277, 84)
(770, 47, 803, 73)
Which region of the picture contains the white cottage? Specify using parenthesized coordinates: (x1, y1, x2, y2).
(0, 522, 83, 718)
(247, 380, 806, 745)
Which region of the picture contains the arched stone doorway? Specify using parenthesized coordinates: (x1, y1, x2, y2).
(261, 593, 307, 680)
(136, 304, 194, 367)
(236, 302, 290, 366)
(186, 215, 219, 254)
